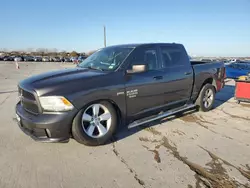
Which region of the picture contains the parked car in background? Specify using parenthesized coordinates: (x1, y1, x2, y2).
(14, 56, 23, 62)
(70, 57, 79, 64)
(223, 61, 232, 66)
(34, 56, 42, 62)
(200, 58, 212, 62)
(77, 55, 87, 63)
(59, 57, 64, 62)
(16, 43, 225, 146)
(49, 57, 60, 62)
(61, 57, 71, 62)
(53, 57, 61, 62)
(23, 56, 34, 61)
(230, 59, 240, 63)
(225, 61, 250, 78)
(42, 57, 50, 62)
(3, 56, 14, 61)
(64, 57, 71, 62)
(70, 57, 77, 62)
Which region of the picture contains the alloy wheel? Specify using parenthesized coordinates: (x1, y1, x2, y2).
(203, 88, 214, 108)
(81, 104, 112, 138)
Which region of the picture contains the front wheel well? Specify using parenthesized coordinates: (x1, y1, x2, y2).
(105, 100, 122, 123)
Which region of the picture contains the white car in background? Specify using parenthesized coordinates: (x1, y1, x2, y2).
(14, 57, 22, 62)
(230, 59, 241, 63)
(42, 57, 50, 62)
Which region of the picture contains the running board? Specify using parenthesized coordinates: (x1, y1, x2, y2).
(128, 104, 196, 129)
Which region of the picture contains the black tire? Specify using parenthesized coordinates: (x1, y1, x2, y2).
(72, 101, 118, 146)
(195, 84, 215, 112)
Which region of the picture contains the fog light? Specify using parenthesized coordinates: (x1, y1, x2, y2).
(45, 129, 51, 138)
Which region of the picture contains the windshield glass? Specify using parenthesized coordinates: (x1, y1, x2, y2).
(78, 46, 134, 71)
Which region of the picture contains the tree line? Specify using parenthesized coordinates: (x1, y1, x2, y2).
(0, 49, 97, 57)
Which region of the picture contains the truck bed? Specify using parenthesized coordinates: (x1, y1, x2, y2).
(191, 61, 215, 65)
(191, 61, 225, 100)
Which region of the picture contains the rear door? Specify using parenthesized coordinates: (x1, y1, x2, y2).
(158, 44, 193, 107)
(124, 45, 165, 120)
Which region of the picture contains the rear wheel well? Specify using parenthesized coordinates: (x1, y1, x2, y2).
(194, 78, 216, 104)
(201, 78, 217, 92)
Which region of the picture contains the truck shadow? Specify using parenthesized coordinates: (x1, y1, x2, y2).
(213, 85, 235, 108)
(112, 109, 197, 143)
(111, 85, 235, 144)
(0, 90, 18, 95)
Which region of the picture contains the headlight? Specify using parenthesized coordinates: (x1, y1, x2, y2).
(39, 96, 74, 112)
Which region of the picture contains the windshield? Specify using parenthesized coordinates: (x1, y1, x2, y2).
(78, 46, 134, 71)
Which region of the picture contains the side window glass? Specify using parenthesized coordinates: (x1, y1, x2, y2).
(144, 50, 157, 70)
(160, 46, 183, 68)
(128, 47, 158, 71)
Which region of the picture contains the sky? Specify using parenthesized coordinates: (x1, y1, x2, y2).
(1, 0, 250, 56)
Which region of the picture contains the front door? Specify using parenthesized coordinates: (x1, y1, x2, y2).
(124, 45, 165, 120)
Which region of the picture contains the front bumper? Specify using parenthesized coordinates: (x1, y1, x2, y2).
(16, 102, 77, 143)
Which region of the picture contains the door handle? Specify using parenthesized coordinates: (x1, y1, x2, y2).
(184, 72, 192, 75)
(153, 76, 163, 80)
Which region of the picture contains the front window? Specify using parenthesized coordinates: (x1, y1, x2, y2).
(126, 46, 158, 71)
(78, 46, 134, 71)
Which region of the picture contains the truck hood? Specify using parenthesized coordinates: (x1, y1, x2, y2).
(19, 68, 107, 96)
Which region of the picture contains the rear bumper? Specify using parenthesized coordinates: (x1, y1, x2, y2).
(15, 102, 77, 143)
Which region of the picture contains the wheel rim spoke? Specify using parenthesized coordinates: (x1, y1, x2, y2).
(82, 113, 92, 122)
(206, 90, 209, 96)
(92, 104, 100, 116)
(209, 94, 214, 100)
(203, 88, 214, 108)
(96, 123, 107, 135)
(207, 98, 212, 105)
(86, 124, 95, 136)
(207, 90, 212, 98)
(99, 112, 111, 121)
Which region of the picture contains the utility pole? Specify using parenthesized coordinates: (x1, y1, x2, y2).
(104, 25, 106, 47)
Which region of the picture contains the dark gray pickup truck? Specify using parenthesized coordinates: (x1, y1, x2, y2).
(16, 43, 225, 146)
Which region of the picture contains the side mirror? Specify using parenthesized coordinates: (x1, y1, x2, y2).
(127, 65, 147, 74)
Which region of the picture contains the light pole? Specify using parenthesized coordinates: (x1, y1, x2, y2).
(104, 25, 106, 47)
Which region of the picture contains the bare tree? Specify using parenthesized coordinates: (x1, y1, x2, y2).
(70, 51, 79, 57)
(87, 50, 97, 56)
(36, 48, 47, 56)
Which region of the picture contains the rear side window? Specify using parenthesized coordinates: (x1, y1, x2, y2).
(160, 46, 185, 68)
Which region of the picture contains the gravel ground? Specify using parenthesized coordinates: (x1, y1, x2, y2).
(0, 61, 249, 188)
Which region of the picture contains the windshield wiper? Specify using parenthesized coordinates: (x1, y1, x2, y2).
(86, 66, 104, 71)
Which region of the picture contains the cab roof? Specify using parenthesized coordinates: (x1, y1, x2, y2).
(105, 43, 182, 49)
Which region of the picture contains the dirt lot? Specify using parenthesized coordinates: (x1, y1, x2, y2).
(0, 61, 249, 188)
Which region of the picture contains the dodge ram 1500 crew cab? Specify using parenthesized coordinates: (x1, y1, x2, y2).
(16, 43, 225, 146)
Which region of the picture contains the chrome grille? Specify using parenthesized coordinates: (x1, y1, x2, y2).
(19, 87, 39, 114)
